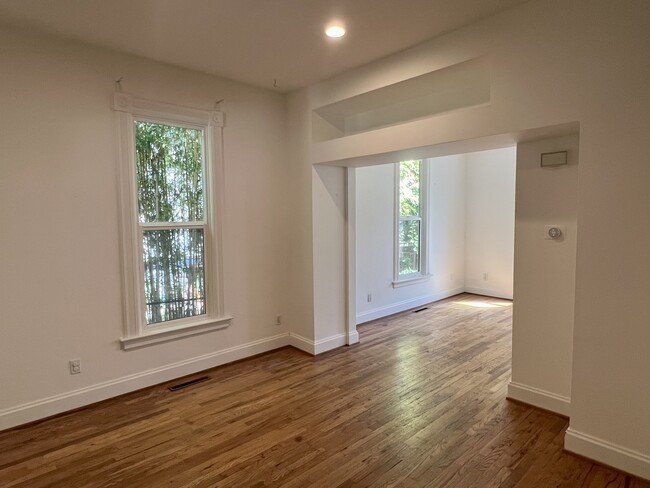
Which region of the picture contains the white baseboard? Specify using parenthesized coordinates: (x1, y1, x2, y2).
(288, 332, 315, 354)
(347, 330, 359, 345)
(288, 332, 348, 355)
(565, 428, 650, 480)
(356, 287, 465, 324)
(464, 286, 513, 300)
(314, 333, 347, 354)
(507, 381, 571, 417)
(2, 328, 354, 430)
(0, 333, 289, 431)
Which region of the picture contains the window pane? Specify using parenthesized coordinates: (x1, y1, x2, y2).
(399, 160, 420, 217)
(135, 121, 204, 223)
(399, 220, 420, 275)
(143, 228, 206, 325)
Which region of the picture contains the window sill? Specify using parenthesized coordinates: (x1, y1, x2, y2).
(120, 315, 232, 350)
(392, 274, 431, 288)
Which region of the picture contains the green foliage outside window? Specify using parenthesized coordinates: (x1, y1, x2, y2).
(399, 160, 420, 217)
(135, 122, 204, 223)
(398, 160, 422, 276)
(135, 121, 206, 324)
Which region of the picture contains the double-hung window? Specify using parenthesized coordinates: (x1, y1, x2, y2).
(394, 159, 429, 286)
(113, 93, 230, 349)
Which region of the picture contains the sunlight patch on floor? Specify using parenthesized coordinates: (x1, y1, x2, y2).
(453, 300, 512, 309)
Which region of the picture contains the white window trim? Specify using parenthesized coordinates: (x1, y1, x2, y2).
(392, 160, 430, 288)
(113, 93, 231, 350)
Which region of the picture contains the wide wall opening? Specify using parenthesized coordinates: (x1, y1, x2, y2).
(335, 127, 579, 416)
(355, 146, 516, 324)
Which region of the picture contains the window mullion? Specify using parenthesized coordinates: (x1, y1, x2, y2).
(141, 221, 205, 230)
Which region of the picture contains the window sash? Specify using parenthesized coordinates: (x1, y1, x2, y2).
(398, 218, 421, 276)
(398, 159, 421, 218)
(133, 119, 207, 225)
(141, 226, 207, 325)
(134, 119, 209, 327)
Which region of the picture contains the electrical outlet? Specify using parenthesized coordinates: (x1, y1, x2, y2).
(367, 294, 372, 302)
(69, 359, 81, 375)
(275, 315, 282, 326)
(483, 273, 489, 281)
(450, 273, 453, 281)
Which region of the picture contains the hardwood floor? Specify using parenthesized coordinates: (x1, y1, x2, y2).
(1, 293, 648, 487)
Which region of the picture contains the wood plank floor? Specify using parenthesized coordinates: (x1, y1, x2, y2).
(1, 293, 648, 487)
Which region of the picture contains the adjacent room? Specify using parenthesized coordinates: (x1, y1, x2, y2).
(1, 0, 649, 486)
(355, 147, 516, 325)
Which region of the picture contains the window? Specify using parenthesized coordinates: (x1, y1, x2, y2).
(394, 159, 429, 286)
(113, 93, 230, 349)
(136, 121, 206, 325)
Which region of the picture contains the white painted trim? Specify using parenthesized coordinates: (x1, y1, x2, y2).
(507, 381, 571, 417)
(347, 330, 360, 346)
(464, 286, 513, 300)
(356, 287, 464, 324)
(392, 274, 431, 288)
(0, 333, 288, 431)
(565, 428, 650, 480)
(112, 93, 223, 127)
(120, 315, 232, 350)
(287, 332, 349, 355)
(314, 333, 348, 354)
(287, 332, 315, 355)
(113, 92, 228, 343)
(345, 167, 358, 346)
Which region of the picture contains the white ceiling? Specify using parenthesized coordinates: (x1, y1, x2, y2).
(0, 0, 529, 92)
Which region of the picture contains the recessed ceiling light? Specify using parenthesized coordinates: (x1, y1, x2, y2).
(325, 25, 346, 38)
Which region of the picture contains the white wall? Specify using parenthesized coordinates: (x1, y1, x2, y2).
(356, 148, 515, 323)
(465, 147, 517, 299)
(428, 156, 469, 301)
(285, 90, 315, 345)
(508, 134, 579, 416)
(311, 164, 347, 349)
(0, 26, 290, 428)
(289, 0, 650, 478)
(355, 156, 466, 323)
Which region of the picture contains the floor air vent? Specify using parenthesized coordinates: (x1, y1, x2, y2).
(168, 376, 210, 392)
(413, 307, 429, 313)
